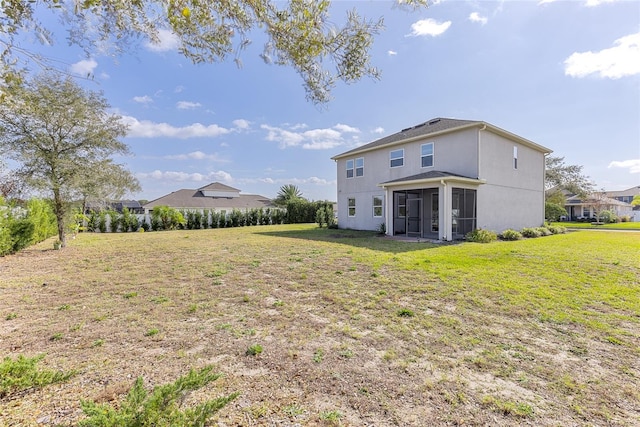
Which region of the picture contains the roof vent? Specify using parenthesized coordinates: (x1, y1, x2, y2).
(401, 126, 412, 132)
(428, 118, 441, 125)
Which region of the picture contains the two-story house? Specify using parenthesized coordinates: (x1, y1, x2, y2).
(331, 118, 552, 241)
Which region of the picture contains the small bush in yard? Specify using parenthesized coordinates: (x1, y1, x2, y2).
(0, 354, 75, 399)
(246, 344, 263, 356)
(465, 228, 497, 243)
(521, 228, 541, 238)
(79, 366, 238, 427)
(500, 229, 522, 241)
(547, 225, 566, 235)
(536, 227, 552, 236)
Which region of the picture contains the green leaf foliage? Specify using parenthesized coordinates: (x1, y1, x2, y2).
(0, 354, 74, 398)
(78, 366, 238, 427)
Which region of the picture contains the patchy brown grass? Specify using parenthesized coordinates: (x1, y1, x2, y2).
(1, 225, 638, 426)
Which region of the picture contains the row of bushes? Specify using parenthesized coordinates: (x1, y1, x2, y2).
(465, 225, 568, 243)
(0, 198, 57, 256)
(84, 201, 335, 233)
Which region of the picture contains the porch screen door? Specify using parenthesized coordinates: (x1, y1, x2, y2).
(407, 198, 422, 236)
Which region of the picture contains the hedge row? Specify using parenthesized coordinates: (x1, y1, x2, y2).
(465, 225, 568, 243)
(0, 198, 57, 256)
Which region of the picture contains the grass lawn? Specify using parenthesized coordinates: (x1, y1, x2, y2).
(1, 225, 638, 426)
(553, 221, 640, 230)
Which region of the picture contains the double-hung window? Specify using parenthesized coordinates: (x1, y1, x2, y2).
(421, 143, 434, 168)
(390, 149, 404, 167)
(348, 198, 356, 217)
(346, 159, 354, 178)
(355, 157, 364, 177)
(373, 196, 383, 217)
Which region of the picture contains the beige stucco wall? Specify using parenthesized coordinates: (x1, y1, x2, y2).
(476, 130, 546, 232)
(336, 129, 479, 230)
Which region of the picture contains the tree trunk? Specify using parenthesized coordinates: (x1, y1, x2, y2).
(53, 189, 67, 248)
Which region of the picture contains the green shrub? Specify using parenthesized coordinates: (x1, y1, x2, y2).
(545, 202, 567, 222)
(315, 207, 327, 228)
(465, 228, 497, 243)
(536, 227, 552, 236)
(521, 228, 541, 238)
(500, 229, 522, 241)
(620, 215, 630, 223)
(79, 366, 238, 427)
(547, 226, 562, 234)
(0, 354, 74, 399)
(246, 344, 263, 356)
(599, 210, 618, 223)
(27, 198, 56, 243)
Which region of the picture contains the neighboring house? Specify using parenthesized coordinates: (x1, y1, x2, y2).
(84, 200, 144, 214)
(606, 186, 640, 208)
(142, 183, 274, 218)
(564, 194, 634, 221)
(331, 118, 552, 241)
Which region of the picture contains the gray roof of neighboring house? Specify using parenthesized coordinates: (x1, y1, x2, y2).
(380, 170, 479, 185)
(605, 186, 640, 197)
(143, 185, 274, 210)
(565, 194, 632, 207)
(198, 182, 241, 192)
(332, 117, 551, 159)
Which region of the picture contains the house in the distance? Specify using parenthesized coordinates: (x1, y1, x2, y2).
(564, 193, 634, 221)
(143, 183, 274, 217)
(606, 186, 640, 207)
(331, 118, 552, 241)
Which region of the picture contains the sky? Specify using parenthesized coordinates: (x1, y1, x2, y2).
(15, 0, 640, 202)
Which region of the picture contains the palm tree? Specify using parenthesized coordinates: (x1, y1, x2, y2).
(274, 184, 303, 207)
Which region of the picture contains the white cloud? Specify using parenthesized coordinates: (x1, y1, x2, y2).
(334, 123, 360, 133)
(408, 19, 452, 37)
(373, 127, 385, 134)
(174, 85, 185, 93)
(537, 0, 557, 5)
(176, 101, 202, 110)
(144, 28, 180, 52)
(121, 115, 230, 139)
(133, 95, 153, 105)
(99, 72, 110, 80)
(261, 123, 357, 150)
(70, 58, 98, 76)
(138, 170, 233, 183)
(164, 151, 228, 162)
(564, 32, 640, 79)
(251, 176, 336, 186)
(469, 12, 488, 25)
(608, 159, 640, 173)
(585, 0, 619, 6)
(388, 50, 398, 56)
(232, 119, 251, 130)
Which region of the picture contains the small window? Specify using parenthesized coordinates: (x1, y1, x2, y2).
(373, 196, 383, 217)
(583, 206, 590, 217)
(346, 159, 354, 178)
(513, 146, 518, 170)
(421, 143, 434, 168)
(355, 157, 364, 177)
(348, 198, 356, 217)
(390, 149, 404, 168)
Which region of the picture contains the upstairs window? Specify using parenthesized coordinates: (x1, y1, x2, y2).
(421, 143, 434, 168)
(390, 149, 404, 168)
(355, 157, 364, 177)
(346, 159, 354, 178)
(513, 146, 518, 170)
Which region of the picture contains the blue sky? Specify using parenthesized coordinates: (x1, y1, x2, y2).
(27, 0, 640, 201)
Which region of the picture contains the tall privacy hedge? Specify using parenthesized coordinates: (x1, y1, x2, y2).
(0, 197, 57, 256)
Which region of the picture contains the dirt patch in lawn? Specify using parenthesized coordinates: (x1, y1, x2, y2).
(1, 226, 638, 426)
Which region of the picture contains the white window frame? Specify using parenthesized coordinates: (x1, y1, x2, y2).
(513, 146, 518, 170)
(373, 196, 383, 217)
(348, 198, 356, 217)
(390, 149, 404, 168)
(355, 157, 364, 177)
(421, 143, 434, 168)
(346, 159, 354, 178)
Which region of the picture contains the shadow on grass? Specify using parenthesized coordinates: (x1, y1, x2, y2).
(253, 227, 455, 254)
